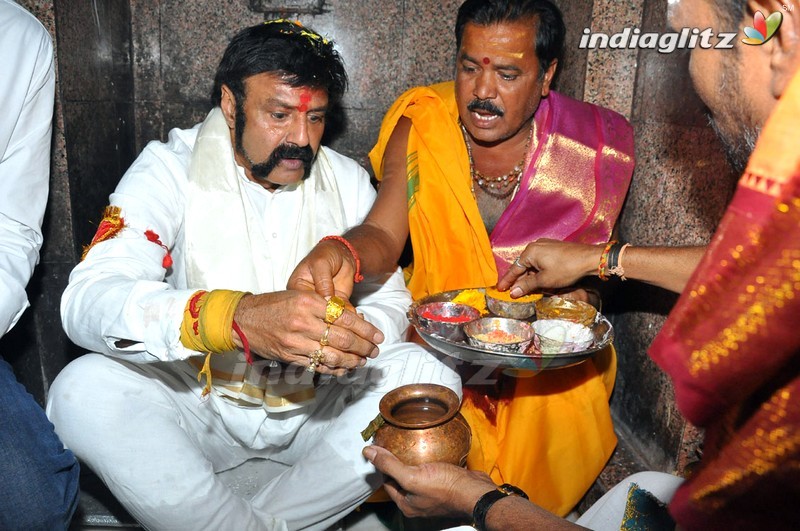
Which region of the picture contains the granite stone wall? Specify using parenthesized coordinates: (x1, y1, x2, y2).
(600, 1, 736, 473)
(10, 0, 739, 483)
(5, 0, 79, 405)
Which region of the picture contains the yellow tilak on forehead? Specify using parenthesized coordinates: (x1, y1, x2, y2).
(481, 42, 527, 60)
(478, 51, 526, 66)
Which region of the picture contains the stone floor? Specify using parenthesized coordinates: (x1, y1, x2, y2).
(70, 432, 648, 530)
(68, 468, 139, 530)
(69, 460, 399, 531)
(576, 429, 651, 514)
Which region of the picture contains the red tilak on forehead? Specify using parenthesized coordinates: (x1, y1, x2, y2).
(298, 90, 312, 112)
(482, 57, 490, 64)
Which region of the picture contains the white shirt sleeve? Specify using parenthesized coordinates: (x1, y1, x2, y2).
(353, 270, 413, 346)
(63, 140, 413, 362)
(61, 131, 200, 363)
(0, 2, 55, 336)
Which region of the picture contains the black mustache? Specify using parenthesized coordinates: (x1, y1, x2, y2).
(271, 143, 314, 162)
(467, 99, 504, 117)
(250, 143, 314, 181)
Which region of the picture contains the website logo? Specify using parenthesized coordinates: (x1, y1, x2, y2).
(742, 10, 783, 45)
(579, 27, 736, 54)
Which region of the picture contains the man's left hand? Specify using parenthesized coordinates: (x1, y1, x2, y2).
(233, 290, 383, 376)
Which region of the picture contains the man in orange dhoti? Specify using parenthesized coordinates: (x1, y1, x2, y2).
(290, 0, 635, 515)
(356, 1, 799, 529)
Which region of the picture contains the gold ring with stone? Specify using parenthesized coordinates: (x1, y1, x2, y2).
(306, 349, 325, 373)
(311, 348, 326, 365)
(324, 296, 346, 324)
(320, 323, 331, 347)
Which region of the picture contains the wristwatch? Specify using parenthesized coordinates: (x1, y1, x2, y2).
(472, 483, 529, 531)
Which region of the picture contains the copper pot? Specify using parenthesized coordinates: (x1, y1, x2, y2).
(373, 383, 471, 466)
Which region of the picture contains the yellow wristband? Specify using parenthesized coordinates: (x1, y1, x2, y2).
(180, 289, 248, 397)
(199, 289, 247, 352)
(180, 290, 209, 352)
(179, 289, 248, 353)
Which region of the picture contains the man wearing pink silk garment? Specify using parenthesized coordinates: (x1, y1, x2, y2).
(363, 0, 800, 529)
(289, 0, 636, 516)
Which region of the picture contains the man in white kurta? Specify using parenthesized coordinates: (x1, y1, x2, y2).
(0, 1, 81, 528)
(47, 21, 459, 531)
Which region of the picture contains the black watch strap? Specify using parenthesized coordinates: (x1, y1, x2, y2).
(472, 484, 528, 531)
(498, 483, 529, 499)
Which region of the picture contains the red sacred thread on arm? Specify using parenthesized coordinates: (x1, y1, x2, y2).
(231, 321, 252, 365)
(144, 229, 173, 269)
(320, 235, 364, 283)
(187, 290, 207, 335)
(597, 240, 617, 281)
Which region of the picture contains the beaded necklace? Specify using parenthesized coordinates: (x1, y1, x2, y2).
(460, 122, 533, 199)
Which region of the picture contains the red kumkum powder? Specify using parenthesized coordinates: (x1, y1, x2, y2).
(420, 309, 474, 323)
(298, 91, 312, 112)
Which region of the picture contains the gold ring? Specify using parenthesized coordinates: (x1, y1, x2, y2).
(311, 348, 326, 365)
(324, 296, 346, 324)
(320, 323, 331, 347)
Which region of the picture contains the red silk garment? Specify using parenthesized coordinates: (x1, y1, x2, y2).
(649, 71, 800, 530)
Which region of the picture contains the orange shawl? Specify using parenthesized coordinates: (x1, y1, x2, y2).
(369, 82, 634, 515)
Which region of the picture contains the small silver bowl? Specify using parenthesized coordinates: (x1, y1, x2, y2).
(531, 319, 594, 354)
(534, 297, 597, 327)
(415, 302, 480, 342)
(486, 295, 537, 319)
(464, 317, 534, 353)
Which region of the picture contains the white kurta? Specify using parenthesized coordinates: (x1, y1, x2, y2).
(0, 0, 55, 336)
(48, 118, 460, 530)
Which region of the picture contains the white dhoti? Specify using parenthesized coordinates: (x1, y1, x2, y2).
(47, 344, 459, 531)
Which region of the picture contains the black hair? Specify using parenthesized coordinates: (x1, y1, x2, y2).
(210, 20, 347, 107)
(455, 0, 565, 76)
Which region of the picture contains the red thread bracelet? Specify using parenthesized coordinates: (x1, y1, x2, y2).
(231, 320, 252, 365)
(598, 240, 617, 281)
(321, 235, 364, 283)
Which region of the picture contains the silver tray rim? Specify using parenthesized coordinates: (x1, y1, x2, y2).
(408, 288, 614, 371)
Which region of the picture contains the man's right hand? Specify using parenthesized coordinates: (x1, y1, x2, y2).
(363, 445, 496, 520)
(496, 239, 602, 297)
(287, 239, 356, 300)
(233, 290, 383, 376)
(363, 445, 583, 530)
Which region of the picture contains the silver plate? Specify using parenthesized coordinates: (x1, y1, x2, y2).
(408, 289, 614, 371)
